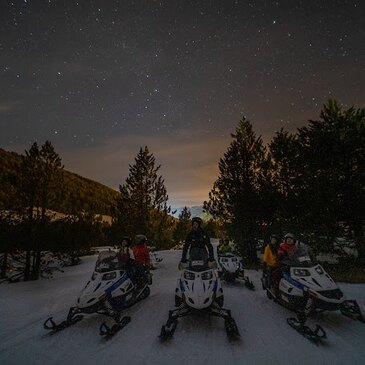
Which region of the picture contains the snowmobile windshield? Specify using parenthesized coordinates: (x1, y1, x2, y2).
(95, 252, 122, 273)
(189, 247, 209, 271)
(284, 246, 314, 267)
(220, 253, 235, 258)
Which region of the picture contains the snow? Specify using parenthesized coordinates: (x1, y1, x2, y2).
(1, 250, 365, 365)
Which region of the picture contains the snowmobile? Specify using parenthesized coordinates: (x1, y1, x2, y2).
(159, 247, 240, 341)
(150, 251, 163, 269)
(44, 250, 151, 338)
(262, 246, 365, 342)
(217, 253, 254, 289)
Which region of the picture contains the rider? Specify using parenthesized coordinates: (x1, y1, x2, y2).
(278, 233, 298, 262)
(132, 235, 151, 288)
(268, 232, 298, 294)
(262, 234, 280, 288)
(117, 236, 135, 268)
(217, 238, 232, 256)
(179, 217, 216, 269)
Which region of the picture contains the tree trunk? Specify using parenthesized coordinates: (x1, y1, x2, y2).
(24, 249, 31, 281)
(32, 206, 47, 280)
(24, 207, 34, 281)
(31, 250, 41, 280)
(353, 221, 365, 267)
(1, 251, 8, 279)
(248, 240, 258, 264)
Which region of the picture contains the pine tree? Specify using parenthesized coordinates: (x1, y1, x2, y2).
(173, 207, 191, 243)
(19, 142, 41, 280)
(268, 128, 301, 233)
(18, 141, 64, 280)
(296, 100, 365, 259)
(204, 118, 271, 264)
(114, 146, 172, 247)
(31, 141, 63, 279)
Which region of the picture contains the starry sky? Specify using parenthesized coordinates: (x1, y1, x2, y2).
(1, 0, 364, 207)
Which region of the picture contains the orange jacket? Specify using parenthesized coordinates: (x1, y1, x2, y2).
(132, 244, 151, 268)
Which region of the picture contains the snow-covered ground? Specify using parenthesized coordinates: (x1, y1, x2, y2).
(1, 250, 365, 365)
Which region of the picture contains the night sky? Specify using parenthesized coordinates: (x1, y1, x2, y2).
(1, 1, 364, 207)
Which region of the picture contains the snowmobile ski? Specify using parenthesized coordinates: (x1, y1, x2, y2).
(99, 316, 131, 339)
(224, 317, 240, 340)
(287, 317, 326, 342)
(44, 307, 83, 334)
(210, 306, 240, 340)
(340, 300, 365, 323)
(243, 276, 255, 290)
(159, 319, 179, 341)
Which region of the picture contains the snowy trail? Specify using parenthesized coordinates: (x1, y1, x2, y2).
(1, 250, 365, 365)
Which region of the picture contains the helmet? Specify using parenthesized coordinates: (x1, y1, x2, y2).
(284, 233, 296, 241)
(121, 236, 131, 246)
(135, 234, 147, 244)
(191, 217, 203, 226)
(270, 234, 279, 241)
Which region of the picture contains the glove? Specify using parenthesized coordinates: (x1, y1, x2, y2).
(208, 260, 217, 269)
(178, 261, 188, 270)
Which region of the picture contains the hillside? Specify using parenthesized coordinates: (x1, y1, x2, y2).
(0, 148, 119, 215)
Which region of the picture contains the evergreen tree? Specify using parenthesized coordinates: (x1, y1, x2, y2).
(296, 100, 365, 258)
(0, 213, 13, 278)
(18, 141, 63, 280)
(204, 219, 219, 239)
(32, 141, 63, 279)
(268, 128, 301, 233)
(114, 146, 172, 247)
(173, 207, 191, 243)
(19, 142, 42, 280)
(204, 118, 271, 264)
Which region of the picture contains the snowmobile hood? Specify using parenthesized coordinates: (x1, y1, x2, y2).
(290, 264, 340, 292)
(219, 256, 240, 273)
(180, 268, 218, 310)
(77, 270, 128, 309)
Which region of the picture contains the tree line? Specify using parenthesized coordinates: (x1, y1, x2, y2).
(0, 143, 180, 280)
(1, 98, 364, 280)
(0, 142, 112, 280)
(204, 100, 365, 267)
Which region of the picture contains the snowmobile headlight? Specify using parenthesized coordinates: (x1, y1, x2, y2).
(184, 271, 195, 280)
(221, 258, 228, 262)
(231, 258, 237, 262)
(102, 272, 116, 281)
(201, 271, 213, 280)
(293, 269, 310, 277)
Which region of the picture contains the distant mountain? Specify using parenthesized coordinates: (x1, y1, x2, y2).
(173, 205, 212, 221)
(0, 148, 119, 215)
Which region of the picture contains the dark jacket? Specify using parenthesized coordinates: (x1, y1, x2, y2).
(181, 229, 214, 262)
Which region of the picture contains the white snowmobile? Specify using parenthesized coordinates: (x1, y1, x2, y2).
(150, 251, 163, 269)
(160, 247, 239, 341)
(262, 246, 365, 341)
(217, 253, 254, 289)
(44, 251, 151, 338)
